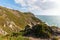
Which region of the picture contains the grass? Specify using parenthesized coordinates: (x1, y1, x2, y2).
(0, 6, 44, 40)
(4, 8, 27, 29)
(0, 31, 29, 40)
(0, 6, 42, 31)
(1, 35, 29, 40)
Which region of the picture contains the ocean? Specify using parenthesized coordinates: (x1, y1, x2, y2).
(36, 15, 60, 27)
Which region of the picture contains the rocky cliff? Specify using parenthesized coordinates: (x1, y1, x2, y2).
(0, 6, 42, 35)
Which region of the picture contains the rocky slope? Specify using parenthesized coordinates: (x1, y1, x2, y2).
(0, 6, 42, 35)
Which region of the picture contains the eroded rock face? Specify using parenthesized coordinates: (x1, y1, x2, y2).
(0, 28, 8, 35)
(0, 6, 42, 35)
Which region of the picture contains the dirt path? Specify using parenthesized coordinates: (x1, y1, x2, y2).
(29, 37, 51, 40)
(29, 37, 40, 40)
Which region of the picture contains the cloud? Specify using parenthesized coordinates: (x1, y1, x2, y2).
(42, 0, 60, 15)
(14, 0, 55, 10)
(15, 0, 26, 6)
(14, 0, 60, 15)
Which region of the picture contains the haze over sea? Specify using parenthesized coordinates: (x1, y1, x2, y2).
(36, 15, 60, 27)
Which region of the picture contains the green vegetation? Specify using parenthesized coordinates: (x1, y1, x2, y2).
(0, 6, 59, 40)
(0, 23, 54, 40)
(23, 23, 53, 38)
(0, 6, 42, 33)
(0, 6, 43, 40)
(6, 36, 29, 40)
(0, 36, 29, 40)
(0, 32, 29, 40)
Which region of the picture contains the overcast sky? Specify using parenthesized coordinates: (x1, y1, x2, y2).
(0, 0, 60, 15)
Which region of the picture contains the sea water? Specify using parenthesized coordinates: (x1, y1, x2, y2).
(36, 15, 60, 27)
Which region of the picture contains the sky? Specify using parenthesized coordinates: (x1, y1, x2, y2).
(0, 0, 60, 15)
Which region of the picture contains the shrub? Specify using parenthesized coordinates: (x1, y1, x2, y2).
(16, 36, 29, 40)
(31, 24, 52, 38)
(23, 23, 53, 38)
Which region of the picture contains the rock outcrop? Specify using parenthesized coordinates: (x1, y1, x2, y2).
(0, 6, 42, 35)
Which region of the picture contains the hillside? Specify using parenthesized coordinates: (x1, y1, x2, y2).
(0, 6, 42, 35)
(0, 6, 60, 40)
